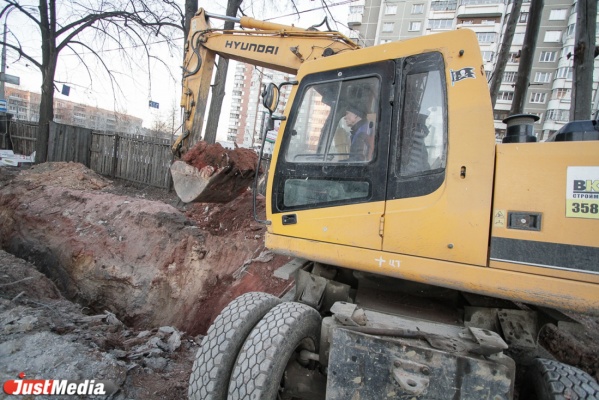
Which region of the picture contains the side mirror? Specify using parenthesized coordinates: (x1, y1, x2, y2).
(261, 83, 279, 114)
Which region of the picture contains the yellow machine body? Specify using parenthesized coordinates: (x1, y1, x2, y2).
(265, 29, 599, 314)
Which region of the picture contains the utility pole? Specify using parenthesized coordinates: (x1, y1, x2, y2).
(570, 0, 597, 121)
(0, 6, 15, 102)
(510, 0, 544, 115)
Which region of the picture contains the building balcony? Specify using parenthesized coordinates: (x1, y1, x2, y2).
(347, 13, 363, 27)
(430, 10, 457, 19)
(456, 23, 501, 35)
(456, 3, 505, 18)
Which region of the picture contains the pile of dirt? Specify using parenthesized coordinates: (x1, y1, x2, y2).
(182, 141, 257, 173)
(0, 162, 291, 335)
(12, 162, 112, 191)
(0, 161, 294, 399)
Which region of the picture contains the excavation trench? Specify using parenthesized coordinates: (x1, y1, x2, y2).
(0, 162, 291, 336)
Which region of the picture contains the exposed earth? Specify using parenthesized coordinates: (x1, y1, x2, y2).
(0, 162, 292, 399)
(0, 162, 598, 399)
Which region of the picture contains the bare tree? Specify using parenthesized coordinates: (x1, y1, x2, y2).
(510, 0, 544, 115)
(0, 0, 184, 163)
(203, 0, 244, 145)
(184, 0, 198, 39)
(489, 0, 522, 108)
(571, 0, 597, 121)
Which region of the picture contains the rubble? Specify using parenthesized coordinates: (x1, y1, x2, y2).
(0, 250, 194, 399)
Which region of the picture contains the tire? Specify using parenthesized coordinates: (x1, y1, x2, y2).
(228, 302, 322, 400)
(523, 358, 599, 400)
(188, 292, 281, 400)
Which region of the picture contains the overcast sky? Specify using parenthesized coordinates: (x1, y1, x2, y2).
(3, 0, 351, 140)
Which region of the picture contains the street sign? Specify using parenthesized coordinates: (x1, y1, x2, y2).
(0, 72, 20, 85)
(0, 100, 6, 113)
(149, 100, 159, 109)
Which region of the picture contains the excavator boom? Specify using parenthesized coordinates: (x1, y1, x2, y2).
(174, 8, 359, 155)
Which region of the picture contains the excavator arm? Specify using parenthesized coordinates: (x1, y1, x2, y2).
(173, 8, 360, 156)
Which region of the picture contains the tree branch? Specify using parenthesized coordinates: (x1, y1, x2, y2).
(2, 1, 41, 25)
(0, 40, 42, 70)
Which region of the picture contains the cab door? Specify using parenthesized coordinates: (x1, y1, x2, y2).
(269, 61, 394, 250)
(382, 47, 495, 266)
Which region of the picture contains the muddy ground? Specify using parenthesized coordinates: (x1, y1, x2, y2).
(0, 163, 292, 399)
(0, 162, 598, 399)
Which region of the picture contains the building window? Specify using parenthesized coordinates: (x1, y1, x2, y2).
(544, 30, 562, 42)
(508, 52, 520, 63)
(412, 4, 424, 14)
(350, 5, 364, 13)
(566, 23, 576, 37)
(409, 21, 422, 31)
(549, 9, 568, 20)
(462, 0, 502, 4)
(382, 22, 394, 32)
(553, 88, 571, 101)
(481, 51, 494, 62)
(512, 32, 525, 45)
(556, 67, 573, 79)
(428, 19, 452, 29)
(539, 51, 557, 62)
(534, 72, 552, 83)
(497, 91, 514, 101)
(503, 71, 517, 82)
(519, 12, 529, 23)
(561, 45, 574, 59)
(546, 109, 569, 122)
(529, 92, 547, 103)
(431, 1, 457, 11)
(385, 5, 398, 15)
(494, 110, 509, 121)
(476, 32, 496, 43)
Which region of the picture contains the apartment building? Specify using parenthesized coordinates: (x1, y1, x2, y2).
(4, 86, 143, 134)
(227, 62, 294, 149)
(348, 0, 599, 139)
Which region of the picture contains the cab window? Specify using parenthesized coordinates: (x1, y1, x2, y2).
(285, 77, 380, 164)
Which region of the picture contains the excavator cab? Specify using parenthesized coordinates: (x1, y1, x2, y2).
(265, 31, 496, 263)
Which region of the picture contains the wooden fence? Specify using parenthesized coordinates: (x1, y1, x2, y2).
(3, 120, 173, 189)
(4, 120, 38, 156)
(90, 132, 173, 188)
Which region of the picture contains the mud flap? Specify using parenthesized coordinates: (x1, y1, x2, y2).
(326, 329, 514, 399)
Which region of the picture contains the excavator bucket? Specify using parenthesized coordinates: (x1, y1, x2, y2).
(170, 142, 258, 203)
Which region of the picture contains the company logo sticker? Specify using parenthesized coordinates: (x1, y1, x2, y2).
(566, 166, 599, 219)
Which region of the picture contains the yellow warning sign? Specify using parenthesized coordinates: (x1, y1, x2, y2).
(493, 209, 506, 228)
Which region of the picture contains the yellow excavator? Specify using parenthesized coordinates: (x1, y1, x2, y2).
(179, 8, 599, 400)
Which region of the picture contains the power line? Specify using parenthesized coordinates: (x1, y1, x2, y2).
(263, 0, 356, 22)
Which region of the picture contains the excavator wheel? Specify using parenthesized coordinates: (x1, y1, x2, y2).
(228, 302, 322, 400)
(188, 292, 281, 400)
(521, 358, 599, 400)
